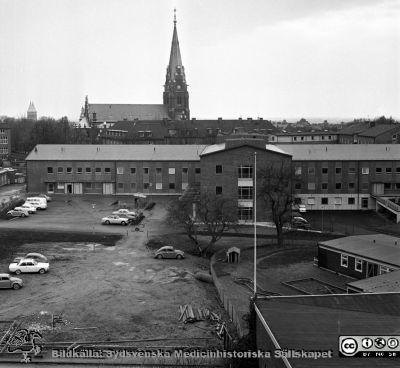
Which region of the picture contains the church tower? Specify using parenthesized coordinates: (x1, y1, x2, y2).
(27, 101, 37, 121)
(163, 10, 190, 120)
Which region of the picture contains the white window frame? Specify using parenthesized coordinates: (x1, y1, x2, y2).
(307, 197, 315, 205)
(340, 254, 348, 268)
(155, 183, 162, 190)
(308, 182, 315, 190)
(117, 167, 124, 175)
(355, 258, 363, 272)
(380, 265, 393, 274)
(168, 167, 175, 175)
(335, 197, 342, 205)
(362, 167, 369, 175)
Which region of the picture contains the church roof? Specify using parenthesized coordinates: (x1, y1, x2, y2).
(27, 101, 37, 113)
(88, 104, 168, 122)
(166, 12, 185, 82)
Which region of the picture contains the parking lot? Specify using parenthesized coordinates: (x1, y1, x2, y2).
(0, 196, 224, 346)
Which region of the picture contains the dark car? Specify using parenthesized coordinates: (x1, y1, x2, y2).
(291, 217, 311, 229)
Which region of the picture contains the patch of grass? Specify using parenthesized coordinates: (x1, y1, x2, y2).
(258, 246, 317, 269)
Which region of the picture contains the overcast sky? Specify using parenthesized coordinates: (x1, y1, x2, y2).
(0, 0, 399, 121)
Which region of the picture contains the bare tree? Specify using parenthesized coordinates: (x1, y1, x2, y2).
(196, 192, 238, 256)
(259, 161, 294, 247)
(166, 196, 199, 250)
(167, 191, 237, 256)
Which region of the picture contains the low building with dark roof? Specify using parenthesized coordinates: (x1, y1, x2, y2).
(318, 234, 400, 279)
(347, 269, 400, 293)
(338, 122, 400, 144)
(255, 293, 400, 367)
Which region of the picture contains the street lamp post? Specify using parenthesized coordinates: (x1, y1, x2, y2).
(253, 152, 257, 297)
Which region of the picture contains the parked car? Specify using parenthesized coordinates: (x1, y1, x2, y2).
(154, 246, 185, 259)
(9, 259, 50, 274)
(15, 203, 37, 214)
(291, 216, 311, 229)
(101, 215, 129, 226)
(7, 209, 29, 218)
(299, 204, 307, 213)
(37, 194, 52, 202)
(112, 209, 137, 218)
(12, 253, 48, 264)
(25, 197, 47, 210)
(0, 273, 23, 290)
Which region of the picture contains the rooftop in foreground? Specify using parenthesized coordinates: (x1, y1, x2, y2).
(255, 293, 400, 367)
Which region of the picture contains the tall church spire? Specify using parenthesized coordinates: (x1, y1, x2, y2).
(163, 9, 190, 120)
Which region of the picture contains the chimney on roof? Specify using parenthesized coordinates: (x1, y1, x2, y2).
(239, 117, 242, 121)
(34, 147, 38, 152)
(259, 117, 263, 121)
(247, 118, 252, 121)
(373, 239, 376, 243)
(218, 117, 222, 121)
(191, 118, 196, 121)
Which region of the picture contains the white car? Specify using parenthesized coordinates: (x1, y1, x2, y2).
(101, 215, 129, 226)
(25, 197, 47, 210)
(15, 203, 37, 214)
(9, 259, 50, 274)
(7, 209, 29, 218)
(112, 209, 137, 218)
(13, 253, 48, 264)
(299, 204, 307, 213)
(37, 194, 52, 202)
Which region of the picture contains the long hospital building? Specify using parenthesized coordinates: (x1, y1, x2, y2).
(26, 139, 400, 221)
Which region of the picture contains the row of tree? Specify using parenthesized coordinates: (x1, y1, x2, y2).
(3, 117, 92, 154)
(167, 163, 294, 256)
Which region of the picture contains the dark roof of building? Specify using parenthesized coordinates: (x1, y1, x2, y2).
(26, 144, 206, 161)
(337, 121, 370, 135)
(256, 293, 400, 367)
(99, 119, 278, 139)
(347, 269, 400, 293)
(358, 124, 400, 137)
(319, 234, 400, 268)
(88, 104, 169, 122)
(279, 144, 400, 161)
(201, 140, 291, 157)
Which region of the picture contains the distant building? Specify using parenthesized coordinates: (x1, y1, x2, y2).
(81, 12, 189, 126)
(27, 101, 37, 121)
(338, 121, 400, 144)
(0, 123, 11, 159)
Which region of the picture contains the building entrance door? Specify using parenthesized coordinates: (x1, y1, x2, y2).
(366, 262, 378, 277)
(103, 183, 115, 195)
(65, 183, 73, 194)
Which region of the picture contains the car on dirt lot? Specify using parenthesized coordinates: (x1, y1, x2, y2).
(154, 246, 185, 259)
(6, 209, 29, 218)
(298, 204, 307, 213)
(37, 194, 52, 202)
(291, 216, 311, 229)
(14, 203, 37, 214)
(101, 215, 129, 226)
(12, 253, 48, 264)
(112, 209, 137, 218)
(0, 273, 23, 289)
(9, 259, 50, 274)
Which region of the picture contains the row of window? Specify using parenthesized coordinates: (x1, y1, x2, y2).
(307, 197, 364, 206)
(297, 182, 400, 191)
(296, 166, 400, 175)
(340, 254, 394, 274)
(0, 147, 8, 154)
(214, 186, 253, 198)
(293, 135, 334, 141)
(48, 167, 200, 175)
(0, 137, 8, 144)
(54, 182, 186, 191)
(214, 165, 254, 178)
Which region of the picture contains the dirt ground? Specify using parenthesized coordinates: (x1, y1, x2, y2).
(0, 196, 226, 348)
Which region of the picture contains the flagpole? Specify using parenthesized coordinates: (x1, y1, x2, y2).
(254, 151, 257, 297)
